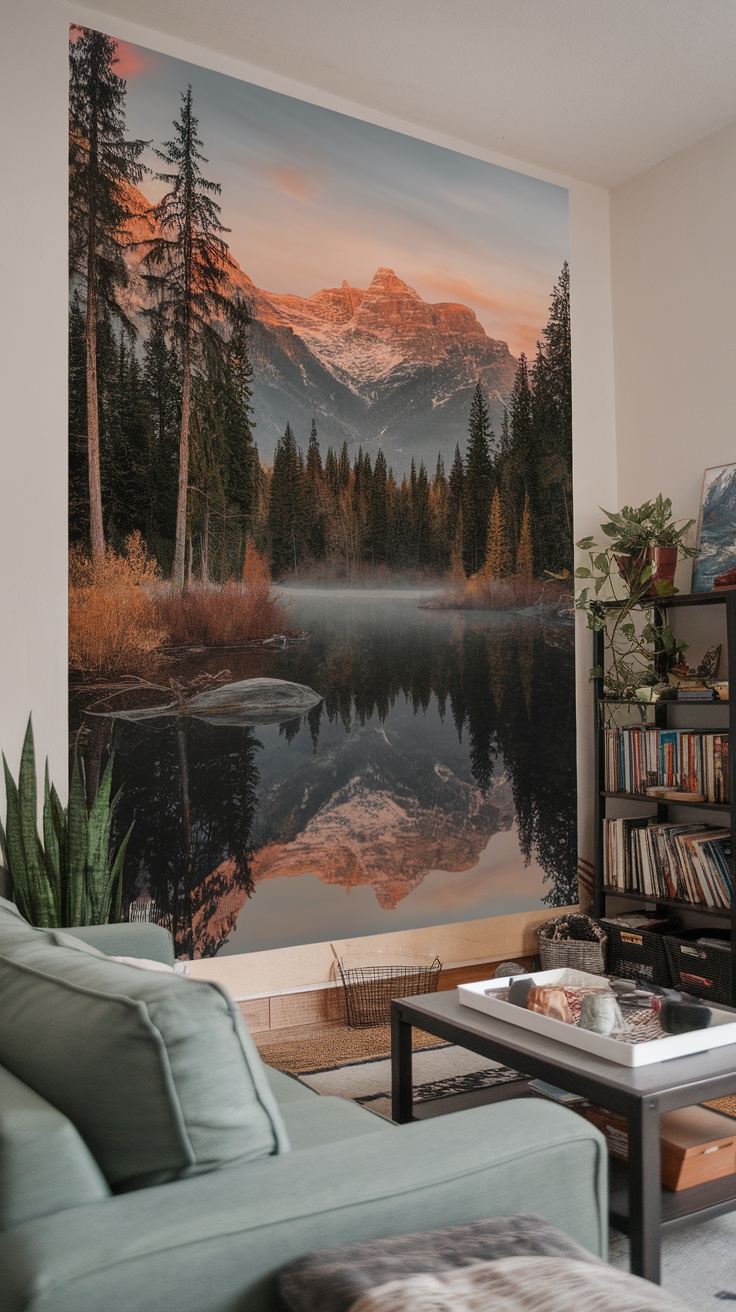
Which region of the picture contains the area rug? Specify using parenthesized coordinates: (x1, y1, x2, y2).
(257, 1021, 525, 1118)
(294, 1044, 526, 1120)
(609, 1216, 736, 1311)
(257, 1023, 451, 1075)
(702, 1094, 736, 1119)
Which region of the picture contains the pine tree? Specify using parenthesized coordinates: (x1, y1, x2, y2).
(69, 26, 148, 562)
(141, 86, 233, 591)
(462, 384, 494, 575)
(530, 263, 573, 574)
(337, 441, 351, 490)
(303, 419, 326, 560)
(267, 422, 302, 576)
(367, 449, 389, 565)
(478, 488, 510, 580)
(516, 493, 534, 579)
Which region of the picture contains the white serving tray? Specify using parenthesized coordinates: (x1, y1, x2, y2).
(458, 968, 736, 1067)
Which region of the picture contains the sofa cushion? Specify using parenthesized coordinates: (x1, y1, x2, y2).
(0, 1065, 110, 1231)
(0, 907, 289, 1191)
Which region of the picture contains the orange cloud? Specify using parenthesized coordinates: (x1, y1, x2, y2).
(113, 39, 153, 79)
(266, 166, 316, 203)
(68, 27, 153, 80)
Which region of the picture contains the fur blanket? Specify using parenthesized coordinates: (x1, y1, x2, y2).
(348, 1256, 694, 1312)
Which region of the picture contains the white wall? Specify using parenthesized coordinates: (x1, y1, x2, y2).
(611, 120, 736, 590)
(0, 1, 617, 986)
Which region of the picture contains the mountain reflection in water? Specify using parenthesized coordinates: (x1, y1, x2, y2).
(106, 588, 576, 958)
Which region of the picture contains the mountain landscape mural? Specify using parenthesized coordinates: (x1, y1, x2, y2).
(68, 25, 575, 958)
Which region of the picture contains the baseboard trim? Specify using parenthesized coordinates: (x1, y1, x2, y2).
(238, 955, 535, 1033)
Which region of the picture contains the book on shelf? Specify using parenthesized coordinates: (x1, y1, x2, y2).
(604, 726, 730, 803)
(603, 817, 733, 909)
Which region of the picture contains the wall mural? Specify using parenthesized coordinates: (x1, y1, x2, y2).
(68, 25, 575, 959)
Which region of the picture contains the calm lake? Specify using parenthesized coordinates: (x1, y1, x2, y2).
(92, 586, 576, 958)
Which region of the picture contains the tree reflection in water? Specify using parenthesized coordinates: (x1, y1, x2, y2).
(104, 600, 575, 958)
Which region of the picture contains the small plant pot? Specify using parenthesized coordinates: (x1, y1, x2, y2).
(646, 546, 678, 593)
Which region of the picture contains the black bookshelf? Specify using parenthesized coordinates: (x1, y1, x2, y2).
(592, 590, 736, 1005)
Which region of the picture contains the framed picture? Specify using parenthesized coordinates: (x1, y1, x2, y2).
(691, 463, 736, 592)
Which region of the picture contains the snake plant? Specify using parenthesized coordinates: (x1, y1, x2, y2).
(0, 717, 133, 928)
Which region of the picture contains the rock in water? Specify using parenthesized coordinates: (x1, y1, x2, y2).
(526, 986, 574, 1024)
(187, 677, 323, 726)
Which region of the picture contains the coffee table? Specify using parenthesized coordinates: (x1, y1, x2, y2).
(391, 989, 736, 1283)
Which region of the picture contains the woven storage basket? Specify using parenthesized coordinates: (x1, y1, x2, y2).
(536, 916, 607, 975)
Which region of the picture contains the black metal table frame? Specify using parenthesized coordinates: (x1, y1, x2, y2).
(391, 994, 736, 1284)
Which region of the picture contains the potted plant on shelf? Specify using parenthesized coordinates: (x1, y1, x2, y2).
(0, 717, 133, 928)
(575, 496, 696, 701)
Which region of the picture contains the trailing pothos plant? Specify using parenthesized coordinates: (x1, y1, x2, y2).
(575, 498, 696, 700)
(0, 716, 133, 928)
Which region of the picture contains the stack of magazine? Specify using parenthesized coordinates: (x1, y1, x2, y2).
(604, 727, 729, 803)
(603, 817, 733, 908)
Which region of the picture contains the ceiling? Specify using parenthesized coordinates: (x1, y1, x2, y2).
(87, 0, 736, 187)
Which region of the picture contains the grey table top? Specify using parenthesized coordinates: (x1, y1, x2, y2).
(394, 989, 736, 1105)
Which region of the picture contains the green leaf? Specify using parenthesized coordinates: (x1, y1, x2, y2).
(575, 536, 596, 551)
(42, 760, 62, 918)
(589, 665, 604, 679)
(66, 753, 88, 926)
(108, 820, 134, 925)
(86, 759, 115, 925)
(2, 720, 57, 927)
(575, 567, 592, 578)
(593, 553, 609, 572)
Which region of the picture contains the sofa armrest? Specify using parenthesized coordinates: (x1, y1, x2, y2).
(60, 922, 175, 965)
(0, 1066, 110, 1232)
(0, 1099, 607, 1312)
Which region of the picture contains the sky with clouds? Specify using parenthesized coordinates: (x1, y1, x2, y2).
(91, 31, 569, 359)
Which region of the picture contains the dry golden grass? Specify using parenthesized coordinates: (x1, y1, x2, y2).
(152, 542, 285, 646)
(69, 533, 165, 677)
(425, 574, 573, 613)
(70, 537, 286, 676)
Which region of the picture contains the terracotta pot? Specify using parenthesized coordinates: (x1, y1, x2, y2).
(647, 545, 678, 593)
(614, 545, 678, 596)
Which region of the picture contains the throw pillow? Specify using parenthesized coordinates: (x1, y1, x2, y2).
(0, 930, 289, 1191)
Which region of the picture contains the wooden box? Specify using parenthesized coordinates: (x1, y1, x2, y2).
(580, 1104, 736, 1191)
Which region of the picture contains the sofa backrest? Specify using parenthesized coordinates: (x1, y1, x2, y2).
(0, 900, 289, 1192)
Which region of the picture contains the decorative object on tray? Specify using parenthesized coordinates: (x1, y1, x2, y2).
(526, 985, 575, 1023)
(574, 496, 696, 700)
(691, 462, 736, 593)
(578, 992, 624, 1035)
(536, 913, 607, 975)
(459, 968, 736, 1066)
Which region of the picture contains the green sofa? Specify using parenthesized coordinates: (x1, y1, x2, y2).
(0, 897, 608, 1312)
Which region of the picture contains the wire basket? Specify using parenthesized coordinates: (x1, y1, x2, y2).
(336, 949, 443, 1028)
